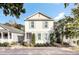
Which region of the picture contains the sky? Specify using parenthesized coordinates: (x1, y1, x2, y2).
(0, 3, 75, 25)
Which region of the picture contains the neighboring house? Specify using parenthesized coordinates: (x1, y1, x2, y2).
(59, 22, 79, 46)
(0, 23, 24, 43)
(63, 36, 79, 46)
(25, 12, 54, 44)
(63, 28, 79, 47)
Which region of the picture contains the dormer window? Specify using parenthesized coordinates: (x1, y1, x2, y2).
(30, 21, 34, 28)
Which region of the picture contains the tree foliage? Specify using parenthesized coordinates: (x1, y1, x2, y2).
(72, 5, 79, 18)
(57, 16, 74, 44)
(64, 3, 78, 8)
(50, 33, 56, 45)
(58, 4, 79, 39)
(0, 3, 25, 18)
(64, 3, 69, 8)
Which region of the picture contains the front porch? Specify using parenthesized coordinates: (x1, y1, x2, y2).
(25, 33, 33, 44)
(0, 31, 12, 43)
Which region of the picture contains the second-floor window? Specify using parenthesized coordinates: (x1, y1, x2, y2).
(30, 21, 34, 28)
(44, 21, 48, 28)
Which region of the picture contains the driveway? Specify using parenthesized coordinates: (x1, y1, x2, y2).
(0, 47, 79, 55)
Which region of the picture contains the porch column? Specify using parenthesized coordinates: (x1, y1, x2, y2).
(27, 33, 31, 45)
(25, 33, 26, 40)
(8, 32, 10, 39)
(1, 32, 3, 39)
(27, 33, 30, 44)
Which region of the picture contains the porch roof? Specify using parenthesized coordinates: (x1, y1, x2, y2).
(0, 24, 24, 34)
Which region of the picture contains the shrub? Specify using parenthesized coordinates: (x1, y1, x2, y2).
(34, 43, 42, 47)
(11, 42, 17, 45)
(31, 33, 35, 45)
(34, 43, 39, 47)
(22, 42, 28, 46)
(63, 42, 71, 47)
(77, 40, 79, 45)
(50, 33, 56, 45)
(45, 43, 51, 47)
(2, 42, 9, 47)
(34, 43, 51, 47)
(0, 42, 2, 47)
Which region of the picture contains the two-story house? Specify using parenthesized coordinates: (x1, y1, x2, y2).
(24, 12, 54, 44)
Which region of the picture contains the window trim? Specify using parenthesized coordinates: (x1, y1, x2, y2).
(43, 21, 48, 28)
(30, 21, 34, 28)
(38, 33, 41, 40)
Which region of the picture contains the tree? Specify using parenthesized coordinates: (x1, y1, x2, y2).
(50, 33, 56, 45)
(57, 16, 74, 45)
(0, 3, 25, 18)
(72, 5, 79, 18)
(64, 3, 78, 8)
(63, 4, 79, 39)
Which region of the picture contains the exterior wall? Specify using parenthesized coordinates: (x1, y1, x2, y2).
(25, 21, 54, 33)
(25, 20, 54, 44)
(63, 36, 79, 46)
(35, 33, 50, 43)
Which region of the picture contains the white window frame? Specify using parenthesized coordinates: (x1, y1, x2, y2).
(38, 33, 41, 40)
(30, 21, 34, 28)
(43, 21, 48, 28)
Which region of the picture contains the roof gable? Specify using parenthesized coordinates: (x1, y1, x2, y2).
(26, 12, 53, 21)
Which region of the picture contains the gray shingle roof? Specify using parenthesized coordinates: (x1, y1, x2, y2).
(0, 23, 24, 34)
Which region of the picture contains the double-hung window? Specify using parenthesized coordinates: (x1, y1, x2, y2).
(38, 33, 41, 40)
(44, 21, 48, 28)
(30, 21, 34, 28)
